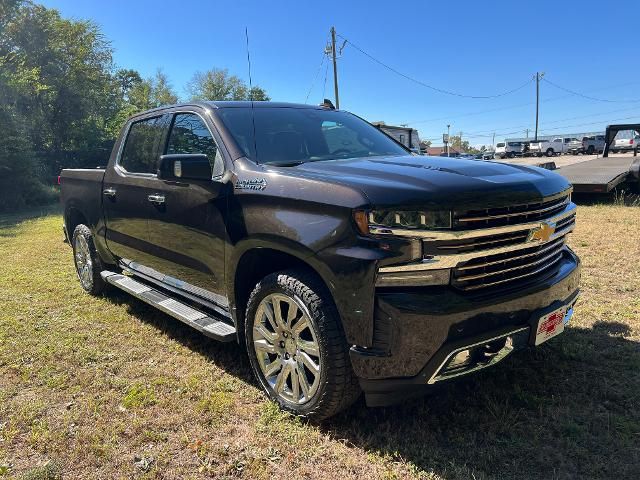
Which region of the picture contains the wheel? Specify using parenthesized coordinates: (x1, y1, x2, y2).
(245, 269, 360, 420)
(586, 146, 595, 155)
(546, 148, 554, 157)
(72, 224, 108, 295)
(507, 152, 515, 159)
(536, 153, 543, 157)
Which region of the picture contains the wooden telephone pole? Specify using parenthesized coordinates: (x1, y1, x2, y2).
(331, 26, 340, 109)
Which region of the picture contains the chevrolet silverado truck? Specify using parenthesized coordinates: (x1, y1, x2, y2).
(61, 101, 581, 420)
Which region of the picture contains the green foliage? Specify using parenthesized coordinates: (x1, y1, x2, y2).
(0, 2, 269, 212)
(187, 68, 270, 101)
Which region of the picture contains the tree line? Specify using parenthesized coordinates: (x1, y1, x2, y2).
(0, 0, 269, 211)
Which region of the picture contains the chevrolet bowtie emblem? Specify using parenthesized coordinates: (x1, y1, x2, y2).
(528, 222, 555, 243)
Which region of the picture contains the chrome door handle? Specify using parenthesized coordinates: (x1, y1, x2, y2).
(147, 194, 165, 204)
(103, 188, 116, 197)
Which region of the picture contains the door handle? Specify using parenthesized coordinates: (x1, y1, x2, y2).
(147, 194, 165, 204)
(103, 188, 116, 197)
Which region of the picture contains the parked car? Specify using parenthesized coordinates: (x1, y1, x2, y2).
(60, 101, 580, 420)
(611, 135, 639, 153)
(494, 141, 524, 158)
(481, 150, 495, 160)
(584, 135, 606, 155)
(531, 137, 581, 157)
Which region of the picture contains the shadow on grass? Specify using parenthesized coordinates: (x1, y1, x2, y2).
(324, 324, 640, 480)
(101, 288, 639, 480)
(103, 289, 255, 385)
(0, 204, 62, 236)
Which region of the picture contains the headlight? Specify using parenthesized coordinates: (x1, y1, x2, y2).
(366, 209, 452, 232)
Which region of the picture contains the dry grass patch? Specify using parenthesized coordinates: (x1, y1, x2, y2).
(0, 204, 638, 479)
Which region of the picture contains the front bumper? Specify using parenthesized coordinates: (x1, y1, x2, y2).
(351, 248, 580, 406)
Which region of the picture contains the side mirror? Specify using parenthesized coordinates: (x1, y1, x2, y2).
(158, 154, 212, 181)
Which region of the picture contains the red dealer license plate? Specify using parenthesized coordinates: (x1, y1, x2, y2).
(534, 306, 567, 346)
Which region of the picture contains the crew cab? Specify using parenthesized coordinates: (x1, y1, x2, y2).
(530, 137, 579, 157)
(567, 135, 606, 155)
(61, 102, 581, 419)
(494, 141, 523, 158)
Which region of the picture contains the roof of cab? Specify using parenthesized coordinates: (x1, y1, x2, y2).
(127, 101, 331, 122)
(205, 101, 323, 109)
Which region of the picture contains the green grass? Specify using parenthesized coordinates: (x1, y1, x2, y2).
(0, 206, 639, 479)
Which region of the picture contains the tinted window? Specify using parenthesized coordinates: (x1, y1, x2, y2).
(166, 113, 223, 177)
(218, 107, 407, 165)
(120, 116, 165, 173)
(496, 143, 505, 147)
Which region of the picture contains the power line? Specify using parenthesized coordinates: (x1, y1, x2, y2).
(337, 33, 534, 99)
(542, 78, 640, 103)
(405, 80, 640, 125)
(304, 50, 327, 103)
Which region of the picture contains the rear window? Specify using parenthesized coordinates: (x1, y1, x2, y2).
(119, 116, 165, 174)
(217, 107, 407, 165)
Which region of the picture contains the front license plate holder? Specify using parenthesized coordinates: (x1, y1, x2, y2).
(534, 306, 567, 346)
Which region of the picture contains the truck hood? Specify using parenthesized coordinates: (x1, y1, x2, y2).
(284, 155, 570, 209)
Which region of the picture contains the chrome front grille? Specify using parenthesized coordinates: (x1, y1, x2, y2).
(451, 236, 567, 291)
(374, 192, 577, 292)
(453, 193, 570, 230)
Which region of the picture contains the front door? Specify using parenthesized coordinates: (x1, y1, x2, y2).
(103, 114, 169, 267)
(144, 111, 230, 309)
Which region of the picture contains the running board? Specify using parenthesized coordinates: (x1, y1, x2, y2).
(101, 271, 236, 342)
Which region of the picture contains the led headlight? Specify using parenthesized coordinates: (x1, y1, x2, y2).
(368, 209, 452, 230)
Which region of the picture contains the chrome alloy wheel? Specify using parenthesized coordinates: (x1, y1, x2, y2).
(74, 235, 93, 289)
(252, 293, 322, 405)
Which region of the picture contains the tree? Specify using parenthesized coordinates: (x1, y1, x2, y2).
(128, 69, 178, 111)
(448, 135, 479, 154)
(186, 68, 269, 101)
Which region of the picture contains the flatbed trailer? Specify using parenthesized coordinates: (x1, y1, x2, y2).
(556, 156, 635, 193)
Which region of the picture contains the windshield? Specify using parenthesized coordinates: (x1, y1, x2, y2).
(217, 107, 408, 164)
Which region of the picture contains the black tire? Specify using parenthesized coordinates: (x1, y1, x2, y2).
(72, 224, 108, 296)
(586, 146, 595, 155)
(245, 269, 360, 421)
(546, 148, 554, 157)
(507, 152, 515, 159)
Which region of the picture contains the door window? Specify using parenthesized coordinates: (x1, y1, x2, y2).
(166, 113, 224, 177)
(119, 116, 165, 174)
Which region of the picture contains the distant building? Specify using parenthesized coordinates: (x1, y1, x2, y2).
(372, 122, 421, 152)
(425, 145, 465, 157)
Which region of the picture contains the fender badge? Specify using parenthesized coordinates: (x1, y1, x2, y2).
(235, 178, 267, 191)
(528, 222, 555, 243)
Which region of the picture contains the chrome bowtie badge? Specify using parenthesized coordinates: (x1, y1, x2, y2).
(528, 221, 555, 243)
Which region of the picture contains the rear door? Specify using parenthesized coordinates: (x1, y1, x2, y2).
(144, 110, 230, 308)
(103, 114, 169, 266)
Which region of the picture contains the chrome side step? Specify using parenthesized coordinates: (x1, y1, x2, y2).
(101, 271, 236, 342)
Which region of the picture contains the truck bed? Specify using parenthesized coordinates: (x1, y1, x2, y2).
(60, 168, 106, 235)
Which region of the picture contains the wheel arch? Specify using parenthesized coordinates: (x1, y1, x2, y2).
(229, 243, 335, 344)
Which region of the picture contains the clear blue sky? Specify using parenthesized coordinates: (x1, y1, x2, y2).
(40, 0, 640, 146)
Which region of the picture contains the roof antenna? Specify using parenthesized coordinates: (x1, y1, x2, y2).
(245, 27, 258, 161)
(245, 27, 254, 100)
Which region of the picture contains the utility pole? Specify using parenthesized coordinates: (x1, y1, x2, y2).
(525, 128, 529, 139)
(534, 72, 545, 141)
(331, 26, 339, 109)
(446, 124, 451, 156)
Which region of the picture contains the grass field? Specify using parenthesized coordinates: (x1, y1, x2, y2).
(1, 205, 639, 480)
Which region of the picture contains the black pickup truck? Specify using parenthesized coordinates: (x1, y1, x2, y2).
(61, 101, 581, 420)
